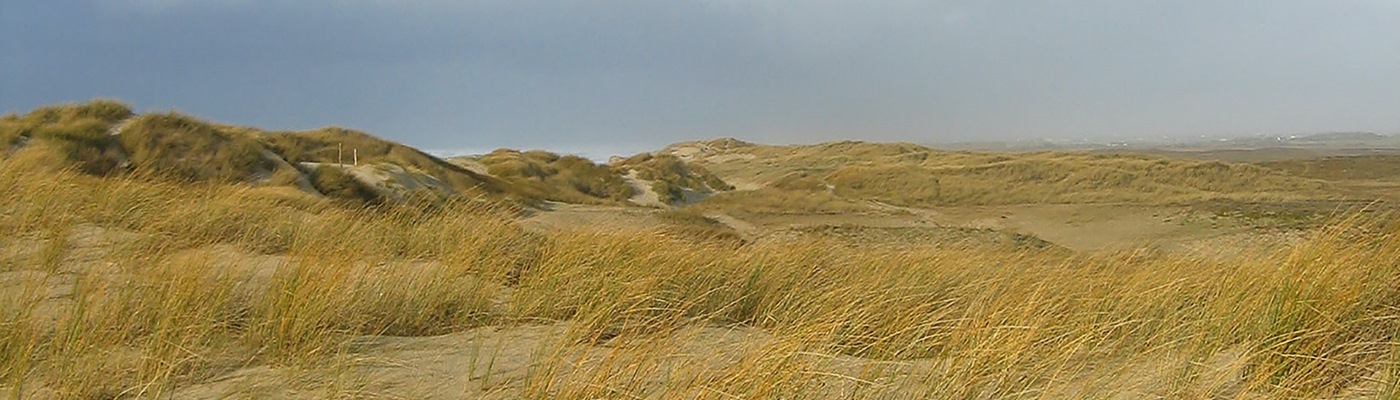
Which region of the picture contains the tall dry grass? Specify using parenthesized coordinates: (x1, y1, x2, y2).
(0, 150, 523, 398)
(1, 149, 1398, 398)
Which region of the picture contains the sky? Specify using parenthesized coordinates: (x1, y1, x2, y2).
(3, 1, 1399, 157)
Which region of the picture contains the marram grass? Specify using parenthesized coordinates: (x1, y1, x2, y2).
(0, 155, 1397, 399)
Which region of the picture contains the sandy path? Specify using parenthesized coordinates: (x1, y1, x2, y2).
(622, 171, 667, 207)
(174, 323, 781, 399)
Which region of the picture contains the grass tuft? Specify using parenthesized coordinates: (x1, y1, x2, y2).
(2, 105, 1398, 398)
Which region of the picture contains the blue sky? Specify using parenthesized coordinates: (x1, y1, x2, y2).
(3, 1, 1399, 156)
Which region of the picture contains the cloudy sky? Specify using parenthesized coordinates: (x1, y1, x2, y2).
(3, 1, 1398, 156)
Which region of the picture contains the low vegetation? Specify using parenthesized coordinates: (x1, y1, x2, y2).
(653, 209, 745, 246)
(693, 187, 870, 217)
(825, 154, 1333, 206)
(2, 101, 1398, 398)
(0, 100, 134, 174)
(691, 170, 871, 216)
(2, 100, 517, 205)
(1260, 155, 1400, 182)
(781, 225, 1062, 251)
(475, 149, 634, 204)
(2, 152, 1398, 398)
(613, 153, 733, 203)
(676, 140, 1340, 208)
(260, 127, 506, 195)
(117, 112, 281, 183)
(302, 164, 384, 205)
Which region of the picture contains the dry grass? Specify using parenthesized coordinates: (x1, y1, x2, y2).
(691, 170, 873, 216)
(825, 154, 1334, 206)
(693, 187, 871, 217)
(1, 106, 1398, 398)
(117, 112, 281, 183)
(613, 153, 733, 202)
(260, 127, 508, 195)
(2, 147, 1398, 398)
(0, 99, 134, 175)
(653, 209, 746, 246)
(4, 101, 520, 205)
(475, 149, 635, 205)
(1260, 155, 1400, 182)
(0, 152, 522, 398)
(302, 164, 385, 205)
(679, 141, 1343, 208)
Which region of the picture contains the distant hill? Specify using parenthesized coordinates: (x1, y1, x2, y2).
(2, 100, 515, 204)
(3, 100, 746, 209)
(3, 100, 1375, 213)
(935, 132, 1400, 155)
(664, 139, 1345, 213)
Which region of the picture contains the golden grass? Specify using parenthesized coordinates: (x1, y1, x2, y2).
(682, 141, 1345, 208)
(825, 155, 1333, 206)
(653, 209, 746, 246)
(260, 127, 507, 195)
(2, 150, 1398, 398)
(0, 153, 525, 397)
(0, 100, 134, 175)
(691, 169, 873, 216)
(475, 149, 635, 205)
(4, 100, 521, 205)
(117, 112, 281, 183)
(4, 99, 133, 127)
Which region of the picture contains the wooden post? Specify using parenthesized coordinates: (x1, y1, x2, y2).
(353, 149, 358, 166)
(338, 143, 343, 166)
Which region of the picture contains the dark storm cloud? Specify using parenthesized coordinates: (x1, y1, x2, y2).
(3, 1, 1398, 155)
